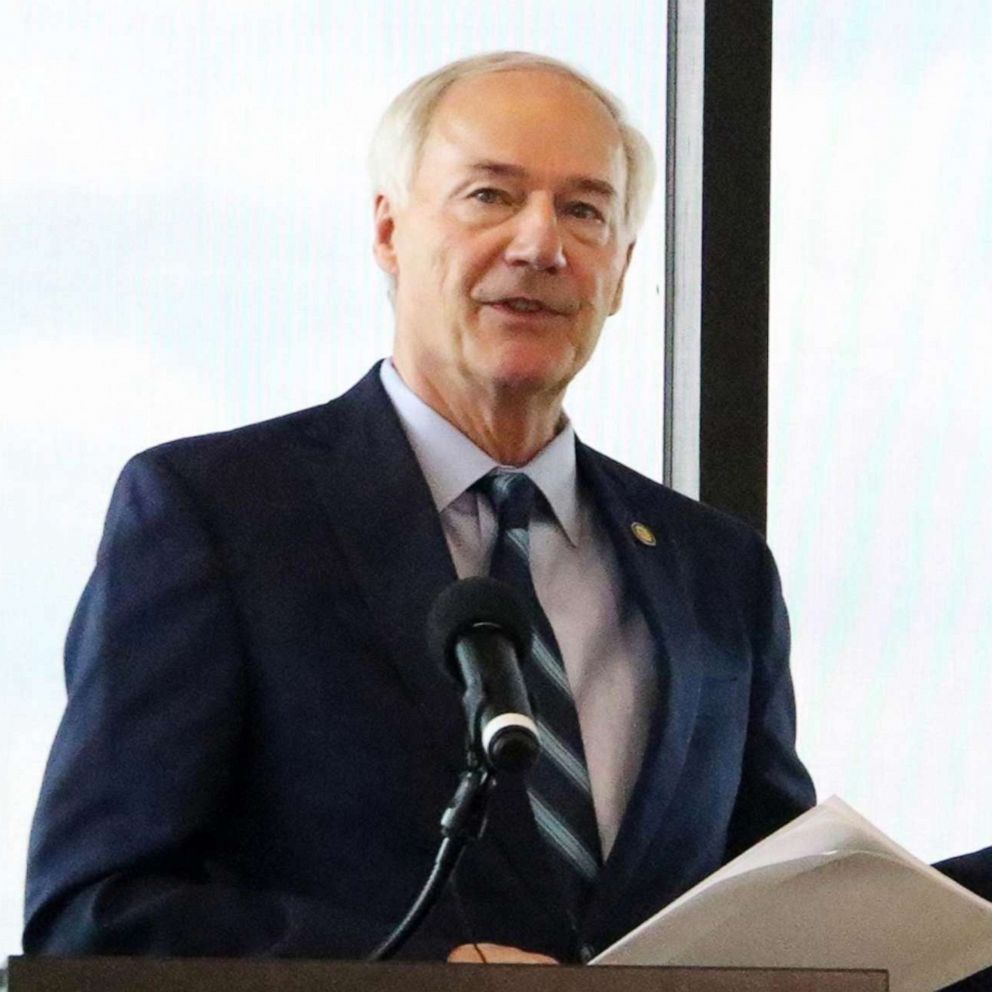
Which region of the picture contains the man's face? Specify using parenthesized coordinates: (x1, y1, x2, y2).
(375, 69, 633, 406)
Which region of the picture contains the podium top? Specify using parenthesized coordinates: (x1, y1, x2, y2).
(5, 957, 887, 992)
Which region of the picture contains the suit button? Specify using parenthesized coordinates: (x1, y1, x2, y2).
(580, 944, 596, 963)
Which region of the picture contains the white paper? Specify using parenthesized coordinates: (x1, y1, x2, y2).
(593, 797, 992, 991)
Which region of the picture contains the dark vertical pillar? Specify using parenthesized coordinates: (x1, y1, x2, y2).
(699, 0, 773, 534)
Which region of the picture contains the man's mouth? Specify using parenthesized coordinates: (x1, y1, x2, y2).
(489, 297, 560, 315)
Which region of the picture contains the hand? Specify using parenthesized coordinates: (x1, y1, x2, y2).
(447, 943, 559, 964)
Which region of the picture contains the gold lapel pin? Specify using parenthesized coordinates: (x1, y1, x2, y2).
(631, 521, 656, 546)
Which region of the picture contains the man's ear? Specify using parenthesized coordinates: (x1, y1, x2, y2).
(609, 241, 636, 315)
(373, 193, 399, 276)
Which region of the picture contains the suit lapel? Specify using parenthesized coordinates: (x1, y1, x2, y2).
(575, 445, 706, 934)
(294, 366, 465, 770)
(294, 366, 570, 928)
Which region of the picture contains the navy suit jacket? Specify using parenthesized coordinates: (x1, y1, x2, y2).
(25, 364, 815, 962)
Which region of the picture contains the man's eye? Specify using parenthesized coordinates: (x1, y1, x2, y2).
(567, 202, 605, 222)
(470, 188, 506, 205)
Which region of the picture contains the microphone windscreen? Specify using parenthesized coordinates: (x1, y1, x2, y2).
(426, 577, 533, 673)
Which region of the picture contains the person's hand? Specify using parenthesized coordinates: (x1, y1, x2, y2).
(447, 943, 559, 964)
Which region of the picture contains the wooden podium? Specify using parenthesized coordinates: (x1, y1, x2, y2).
(4, 957, 887, 991)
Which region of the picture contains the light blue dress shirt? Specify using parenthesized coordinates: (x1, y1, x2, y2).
(380, 360, 657, 856)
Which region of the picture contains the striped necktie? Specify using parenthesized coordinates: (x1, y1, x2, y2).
(477, 471, 602, 915)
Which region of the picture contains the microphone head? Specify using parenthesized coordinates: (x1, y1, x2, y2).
(488, 725, 540, 775)
(426, 577, 533, 674)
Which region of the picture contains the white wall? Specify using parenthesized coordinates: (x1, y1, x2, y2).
(0, 2, 666, 955)
(770, 1, 992, 863)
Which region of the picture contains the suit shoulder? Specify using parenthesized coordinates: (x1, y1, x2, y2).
(126, 365, 384, 483)
(97, 404, 338, 539)
(108, 367, 390, 525)
(129, 402, 331, 475)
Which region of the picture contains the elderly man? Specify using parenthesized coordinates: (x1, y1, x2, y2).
(25, 52, 815, 964)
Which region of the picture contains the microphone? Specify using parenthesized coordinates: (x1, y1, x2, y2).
(427, 577, 541, 774)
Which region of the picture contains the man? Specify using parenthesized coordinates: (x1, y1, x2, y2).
(25, 52, 815, 964)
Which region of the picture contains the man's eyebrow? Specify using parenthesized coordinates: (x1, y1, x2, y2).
(571, 176, 618, 200)
(466, 160, 527, 179)
(462, 160, 618, 199)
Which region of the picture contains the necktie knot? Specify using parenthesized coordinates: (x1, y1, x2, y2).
(476, 471, 537, 534)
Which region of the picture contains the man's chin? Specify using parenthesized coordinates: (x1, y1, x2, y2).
(463, 344, 579, 399)
(476, 362, 573, 400)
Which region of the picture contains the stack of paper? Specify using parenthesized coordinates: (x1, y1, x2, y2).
(593, 797, 992, 991)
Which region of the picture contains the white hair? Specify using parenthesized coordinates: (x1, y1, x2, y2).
(368, 51, 656, 240)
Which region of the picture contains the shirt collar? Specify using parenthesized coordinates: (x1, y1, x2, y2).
(379, 359, 581, 547)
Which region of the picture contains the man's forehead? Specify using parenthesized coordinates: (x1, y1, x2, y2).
(421, 69, 626, 187)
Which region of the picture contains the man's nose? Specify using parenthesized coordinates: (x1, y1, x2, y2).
(503, 196, 566, 272)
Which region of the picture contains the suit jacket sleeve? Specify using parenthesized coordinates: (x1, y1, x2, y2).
(23, 452, 449, 959)
(724, 537, 815, 859)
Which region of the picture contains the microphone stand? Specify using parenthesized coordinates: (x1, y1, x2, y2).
(367, 758, 495, 961)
